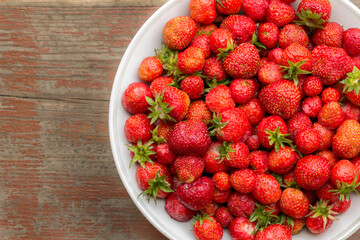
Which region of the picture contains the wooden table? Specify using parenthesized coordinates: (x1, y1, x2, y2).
(0, 0, 359, 239)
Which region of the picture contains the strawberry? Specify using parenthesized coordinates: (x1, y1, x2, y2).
(138, 56, 163, 82)
(239, 98, 265, 126)
(202, 201, 216, 216)
(190, 34, 211, 58)
(122, 82, 152, 114)
(155, 143, 176, 166)
(124, 113, 154, 143)
(258, 22, 279, 49)
(209, 28, 235, 55)
(229, 216, 256, 240)
(163, 16, 197, 50)
(193, 214, 223, 240)
(220, 15, 256, 45)
(268, 47, 284, 65)
(283, 218, 306, 235)
(257, 62, 285, 86)
(153, 120, 174, 143)
(196, 23, 218, 35)
(227, 192, 256, 217)
(190, 0, 217, 25)
(286, 112, 313, 142)
(214, 206, 234, 228)
(220, 141, 251, 169)
(177, 46, 205, 74)
(165, 192, 197, 222)
(168, 119, 211, 156)
(255, 224, 292, 240)
(330, 160, 359, 201)
(252, 174, 281, 205)
(301, 96, 322, 118)
(229, 78, 256, 104)
(295, 0, 331, 32)
(180, 75, 204, 99)
(320, 87, 341, 104)
(203, 142, 231, 174)
(249, 150, 269, 174)
(278, 24, 309, 49)
(306, 200, 337, 234)
(265, 0, 296, 27)
(185, 100, 212, 125)
(202, 57, 228, 81)
(177, 176, 214, 210)
(212, 171, 231, 191)
(259, 80, 301, 120)
(242, 0, 269, 22)
(280, 188, 310, 219)
(341, 66, 360, 106)
(317, 101, 345, 129)
(149, 76, 173, 97)
(296, 128, 321, 155)
(268, 146, 297, 174)
(342, 27, 360, 57)
(342, 101, 360, 122)
(294, 155, 331, 190)
(315, 182, 339, 203)
(174, 155, 205, 183)
(214, 188, 232, 204)
(205, 85, 235, 113)
(313, 122, 335, 151)
(332, 198, 351, 215)
(230, 168, 256, 193)
(303, 76, 323, 97)
(216, 0, 242, 15)
(312, 22, 344, 47)
(128, 140, 157, 168)
(223, 42, 260, 79)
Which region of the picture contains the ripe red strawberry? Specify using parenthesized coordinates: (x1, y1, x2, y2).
(216, 0, 242, 15)
(280, 188, 310, 219)
(180, 75, 204, 99)
(301, 96, 322, 118)
(177, 46, 205, 74)
(297, 0, 332, 22)
(312, 22, 344, 47)
(315, 182, 339, 203)
(230, 168, 256, 193)
(266, 0, 296, 27)
(214, 188, 232, 204)
(209, 28, 235, 54)
(306, 200, 337, 234)
(286, 112, 313, 142)
(320, 87, 341, 104)
(343, 28, 360, 57)
(215, 206, 234, 228)
(202, 201, 216, 217)
(229, 216, 256, 240)
(249, 150, 269, 174)
(156, 143, 176, 166)
(258, 22, 279, 49)
(122, 82, 152, 114)
(284, 218, 306, 235)
(259, 80, 301, 119)
(165, 192, 197, 222)
(124, 113, 154, 143)
(202, 57, 228, 81)
(136, 162, 173, 202)
(154, 120, 174, 143)
(303, 76, 323, 97)
(212, 171, 231, 191)
(255, 224, 292, 240)
(220, 15, 256, 45)
(149, 76, 173, 96)
(205, 85, 235, 113)
(294, 155, 331, 190)
(193, 215, 223, 240)
(174, 155, 205, 183)
(203, 142, 231, 174)
(332, 198, 351, 215)
(177, 176, 214, 210)
(279, 24, 309, 49)
(313, 122, 335, 151)
(163, 16, 197, 50)
(296, 128, 321, 155)
(191, 34, 211, 58)
(317, 101, 345, 129)
(138, 56, 163, 82)
(257, 62, 285, 85)
(196, 23, 218, 35)
(341, 66, 360, 106)
(168, 119, 211, 156)
(330, 160, 358, 199)
(223, 42, 260, 79)
(239, 98, 265, 126)
(190, 0, 217, 25)
(220, 141, 251, 169)
(242, 0, 269, 21)
(268, 146, 297, 174)
(185, 100, 212, 125)
(252, 174, 281, 205)
(229, 78, 256, 104)
(227, 192, 256, 217)
(268, 47, 284, 65)
(342, 101, 360, 122)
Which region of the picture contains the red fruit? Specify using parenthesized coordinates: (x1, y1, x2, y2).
(177, 176, 214, 211)
(191, 34, 211, 58)
(317, 150, 338, 168)
(216, 0, 243, 15)
(155, 121, 174, 142)
(202, 57, 228, 81)
(168, 119, 211, 156)
(174, 156, 205, 183)
(279, 24, 309, 49)
(223, 43, 260, 79)
(180, 75, 204, 99)
(138, 56, 163, 82)
(312, 22, 344, 47)
(221, 15, 256, 45)
(294, 155, 331, 190)
(165, 192, 197, 222)
(193, 215, 223, 240)
(342, 28, 360, 57)
(320, 87, 341, 104)
(190, 0, 217, 25)
(258, 22, 279, 49)
(268, 146, 297, 174)
(252, 174, 281, 204)
(266, 0, 296, 27)
(303, 76, 323, 97)
(301, 96, 322, 118)
(296, 128, 320, 155)
(332, 198, 351, 215)
(255, 224, 292, 240)
(124, 113, 154, 143)
(230, 79, 256, 104)
(205, 85, 235, 113)
(257, 62, 285, 86)
(209, 28, 234, 54)
(280, 188, 309, 219)
(246, 134, 261, 151)
(122, 82, 152, 114)
(221, 141, 251, 169)
(239, 98, 265, 126)
(186, 100, 212, 125)
(249, 150, 269, 174)
(214, 188, 232, 204)
(306, 200, 336, 234)
(342, 101, 360, 122)
(315, 182, 339, 203)
(318, 101, 345, 129)
(330, 159, 357, 187)
(297, 0, 332, 23)
(229, 216, 256, 240)
(203, 142, 231, 174)
(163, 16, 197, 50)
(156, 143, 176, 166)
(212, 171, 231, 191)
(242, 0, 269, 21)
(149, 76, 173, 97)
(313, 122, 335, 151)
(215, 206, 234, 228)
(227, 192, 256, 217)
(230, 169, 256, 193)
(286, 112, 313, 142)
(177, 46, 205, 74)
(268, 47, 284, 65)
(197, 23, 218, 35)
(257, 115, 290, 150)
(284, 218, 306, 235)
(202, 201, 216, 217)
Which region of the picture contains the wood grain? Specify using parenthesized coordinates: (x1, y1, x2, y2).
(0, 0, 359, 239)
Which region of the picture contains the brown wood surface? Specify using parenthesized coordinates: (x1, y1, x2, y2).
(0, 0, 359, 239)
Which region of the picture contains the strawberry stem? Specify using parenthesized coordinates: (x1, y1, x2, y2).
(146, 93, 175, 124)
(294, 8, 326, 33)
(127, 140, 156, 168)
(216, 141, 235, 163)
(281, 60, 311, 86)
(264, 127, 294, 152)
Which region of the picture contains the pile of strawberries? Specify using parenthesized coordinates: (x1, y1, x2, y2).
(121, 0, 360, 239)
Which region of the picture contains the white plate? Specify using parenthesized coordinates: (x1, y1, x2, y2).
(109, 0, 360, 239)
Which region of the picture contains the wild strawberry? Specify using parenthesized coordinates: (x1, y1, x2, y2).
(138, 56, 163, 82)
(212, 171, 231, 191)
(312, 22, 344, 47)
(216, 0, 242, 15)
(177, 46, 205, 74)
(202, 57, 228, 81)
(209, 28, 235, 54)
(185, 100, 212, 125)
(163, 16, 197, 50)
(190, 34, 211, 58)
(220, 15, 256, 45)
(255, 224, 292, 240)
(257, 62, 285, 85)
(205, 85, 235, 113)
(156, 143, 176, 166)
(122, 82, 152, 114)
(294, 155, 331, 190)
(229, 78, 256, 104)
(227, 192, 256, 217)
(165, 192, 197, 222)
(149, 76, 173, 96)
(230, 168, 256, 194)
(313, 122, 335, 151)
(268, 47, 284, 65)
(303, 76, 323, 97)
(318, 101, 345, 129)
(279, 24, 309, 49)
(266, 0, 296, 27)
(180, 75, 204, 99)
(193, 214, 223, 240)
(258, 22, 279, 49)
(239, 98, 265, 126)
(286, 112, 313, 142)
(173, 156, 205, 183)
(242, 0, 269, 21)
(320, 87, 341, 104)
(342, 28, 360, 57)
(219, 141, 251, 169)
(306, 200, 337, 234)
(190, 0, 217, 25)
(215, 206, 234, 228)
(342, 101, 360, 122)
(223, 42, 260, 79)
(229, 216, 256, 240)
(259, 80, 301, 119)
(176, 176, 214, 211)
(252, 174, 281, 205)
(280, 188, 309, 219)
(268, 146, 297, 174)
(249, 150, 269, 174)
(301, 96, 322, 118)
(136, 162, 173, 203)
(124, 113, 154, 143)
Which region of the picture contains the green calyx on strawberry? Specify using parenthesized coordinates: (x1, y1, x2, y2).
(340, 66, 360, 97)
(209, 112, 229, 137)
(193, 213, 214, 226)
(204, 77, 231, 93)
(281, 179, 300, 189)
(307, 200, 338, 230)
(138, 171, 174, 204)
(281, 60, 312, 85)
(151, 125, 167, 144)
(216, 141, 236, 163)
(294, 8, 326, 33)
(265, 126, 294, 152)
(155, 43, 181, 77)
(251, 32, 267, 51)
(329, 174, 360, 201)
(249, 203, 278, 234)
(146, 93, 175, 124)
(127, 140, 156, 168)
(276, 214, 294, 228)
(217, 40, 237, 61)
